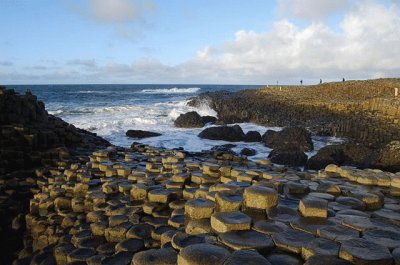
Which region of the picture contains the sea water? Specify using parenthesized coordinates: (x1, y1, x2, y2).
(10, 84, 343, 160)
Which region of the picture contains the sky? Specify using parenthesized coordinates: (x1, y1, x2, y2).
(0, 0, 399, 85)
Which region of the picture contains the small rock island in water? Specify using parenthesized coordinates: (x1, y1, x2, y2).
(2, 79, 400, 265)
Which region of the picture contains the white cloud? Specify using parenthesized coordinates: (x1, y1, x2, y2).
(277, 0, 351, 21)
(0, 61, 13, 66)
(87, 0, 153, 23)
(3, 1, 400, 84)
(67, 59, 96, 68)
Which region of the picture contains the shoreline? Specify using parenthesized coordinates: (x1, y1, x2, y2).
(1, 81, 400, 264)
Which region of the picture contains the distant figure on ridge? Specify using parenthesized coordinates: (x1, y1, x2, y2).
(342, 78, 345, 82)
(320, 79, 322, 84)
(300, 80, 303, 86)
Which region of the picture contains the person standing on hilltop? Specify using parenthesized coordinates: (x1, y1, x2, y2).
(320, 79, 322, 84)
(300, 80, 303, 86)
(343, 78, 345, 82)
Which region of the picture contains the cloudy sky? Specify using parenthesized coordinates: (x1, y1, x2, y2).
(0, 0, 399, 85)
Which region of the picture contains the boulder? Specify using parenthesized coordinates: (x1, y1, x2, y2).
(243, 186, 278, 210)
(339, 238, 392, 264)
(126, 130, 161, 139)
(244, 131, 262, 142)
(198, 125, 245, 142)
(177, 243, 230, 265)
(223, 250, 272, 265)
(262, 127, 313, 152)
(268, 146, 308, 167)
(306, 143, 371, 170)
(174, 111, 204, 128)
(370, 141, 400, 172)
(201, 116, 217, 125)
(240, 148, 256, 156)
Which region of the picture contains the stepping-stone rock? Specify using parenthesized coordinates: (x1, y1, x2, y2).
(284, 181, 310, 195)
(185, 219, 212, 235)
(109, 215, 129, 227)
(372, 208, 400, 223)
(223, 250, 272, 265)
(339, 238, 392, 265)
(67, 248, 96, 263)
(96, 242, 116, 255)
(161, 230, 179, 246)
(299, 197, 328, 218)
(219, 230, 274, 252)
(272, 229, 315, 254)
(336, 196, 366, 211)
(132, 248, 177, 265)
(211, 212, 251, 233)
(171, 232, 206, 250)
(267, 206, 299, 223)
(185, 198, 215, 219)
(126, 224, 154, 239)
(243, 186, 278, 210)
(115, 238, 144, 253)
(349, 191, 383, 210)
(291, 217, 335, 235)
(148, 189, 172, 204)
(86, 254, 106, 265)
(101, 251, 133, 265)
(252, 220, 288, 235)
(177, 243, 230, 265)
(393, 248, 400, 265)
(168, 214, 185, 228)
(316, 183, 341, 195)
(341, 215, 375, 232)
(317, 224, 359, 242)
(215, 190, 243, 212)
(303, 255, 352, 265)
(363, 228, 400, 249)
(266, 252, 303, 265)
(301, 238, 339, 260)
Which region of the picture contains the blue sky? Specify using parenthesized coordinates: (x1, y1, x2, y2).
(0, 0, 399, 84)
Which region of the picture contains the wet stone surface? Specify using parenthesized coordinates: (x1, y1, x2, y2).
(9, 140, 400, 265)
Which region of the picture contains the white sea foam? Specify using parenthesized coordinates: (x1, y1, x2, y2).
(140, 87, 201, 94)
(56, 96, 343, 161)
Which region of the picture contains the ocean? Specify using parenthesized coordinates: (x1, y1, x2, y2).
(10, 84, 342, 160)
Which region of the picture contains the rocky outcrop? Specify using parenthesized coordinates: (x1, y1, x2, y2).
(262, 127, 313, 152)
(244, 131, 262, 142)
(198, 125, 245, 142)
(306, 143, 371, 170)
(268, 145, 308, 167)
(174, 111, 216, 128)
(370, 141, 400, 172)
(189, 79, 400, 149)
(126, 130, 161, 139)
(174, 111, 204, 128)
(0, 87, 109, 264)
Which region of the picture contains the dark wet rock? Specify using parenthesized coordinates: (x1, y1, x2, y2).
(306, 143, 371, 170)
(171, 232, 206, 250)
(362, 228, 400, 249)
(198, 125, 245, 142)
(240, 148, 256, 156)
(272, 229, 315, 254)
(341, 215, 375, 232)
(268, 146, 308, 167)
(317, 224, 359, 242)
(219, 230, 275, 252)
(174, 111, 204, 128)
(263, 127, 313, 152)
(177, 243, 230, 265)
(223, 250, 271, 265)
(201, 115, 217, 125)
(252, 220, 288, 235)
(266, 252, 303, 265)
(101, 251, 133, 265)
(370, 141, 400, 172)
(244, 131, 262, 142)
(115, 238, 144, 253)
(126, 130, 161, 139)
(301, 237, 339, 260)
(339, 238, 392, 265)
(336, 196, 366, 211)
(132, 248, 177, 265)
(393, 248, 400, 265)
(304, 255, 352, 265)
(211, 212, 251, 233)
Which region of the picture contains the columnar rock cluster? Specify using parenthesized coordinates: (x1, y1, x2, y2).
(14, 142, 400, 265)
(0, 87, 109, 264)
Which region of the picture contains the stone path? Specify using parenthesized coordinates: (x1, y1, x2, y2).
(13, 142, 400, 264)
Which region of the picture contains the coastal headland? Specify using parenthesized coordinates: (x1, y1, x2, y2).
(1, 80, 400, 265)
